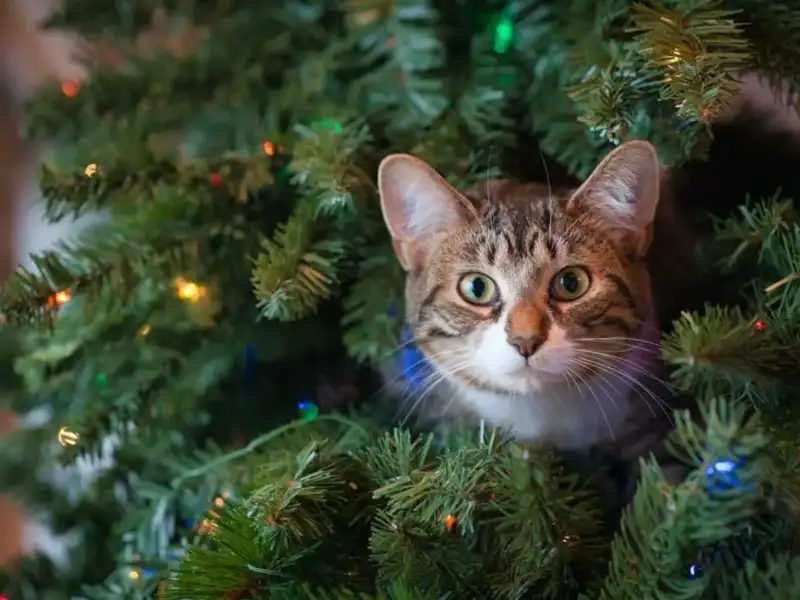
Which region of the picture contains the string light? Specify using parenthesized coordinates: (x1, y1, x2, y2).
(47, 289, 71, 308)
(214, 496, 225, 508)
(209, 172, 223, 187)
(129, 569, 140, 580)
(175, 278, 204, 302)
(84, 163, 98, 177)
(667, 48, 682, 64)
(297, 400, 319, 421)
(198, 518, 217, 534)
(444, 514, 456, 531)
(263, 141, 275, 156)
(57, 426, 80, 447)
(315, 118, 343, 133)
(492, 14, 514, 53)
(61, 80, 81, 97)
(138, 324, 152, 337)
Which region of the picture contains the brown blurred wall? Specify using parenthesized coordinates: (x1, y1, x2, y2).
(0, 0, 80, 568)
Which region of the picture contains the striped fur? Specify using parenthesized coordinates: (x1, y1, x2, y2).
(378, 142, 687, 505)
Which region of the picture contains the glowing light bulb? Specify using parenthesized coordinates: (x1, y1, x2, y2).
(61, 80, 81, 97)
(263, 141, 275, 156)
(138, 324, 152, 337)
(57, 427, 80, 447)
(84, 163, 98, 177)
(493, 15, 514, 53)
(129, 569, 140, 580)
(175, 278, 204, 302)
(47, 289, 71, 308)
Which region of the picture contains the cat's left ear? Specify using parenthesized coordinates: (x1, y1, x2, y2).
(569, 140, 661, 255)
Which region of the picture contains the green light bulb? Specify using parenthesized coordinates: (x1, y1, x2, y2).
(493, 15, 514, 54)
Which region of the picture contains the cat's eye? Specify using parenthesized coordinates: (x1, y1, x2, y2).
(457, 272, 498, 306)
(550, 266, 591, 301)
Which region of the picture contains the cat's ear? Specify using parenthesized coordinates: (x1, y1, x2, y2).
(378, 154, 477, 271)
(570, 140, 661, 254)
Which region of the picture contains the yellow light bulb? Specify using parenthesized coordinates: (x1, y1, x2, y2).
(57, 426, 80, 447)
(175, 278, 204, 303)
(85, 163, 98, 177)
(138, 324, 151, 337)
(129, 569, 140, 580)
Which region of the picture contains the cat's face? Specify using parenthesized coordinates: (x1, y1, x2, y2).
(378, 141, 661, 396)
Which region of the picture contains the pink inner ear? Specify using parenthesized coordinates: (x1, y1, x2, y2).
(574, 141, 660, 230)
(378, 153, 477, 271)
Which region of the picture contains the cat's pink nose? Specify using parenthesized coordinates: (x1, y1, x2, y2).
(507, 334, 544, 358)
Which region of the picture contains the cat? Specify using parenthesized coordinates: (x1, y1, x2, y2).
(377, 140, 689, 505)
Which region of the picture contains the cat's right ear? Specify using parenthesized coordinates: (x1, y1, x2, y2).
(378, 154, 477, 271)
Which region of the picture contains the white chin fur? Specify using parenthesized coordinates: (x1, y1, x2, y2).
(470, 321, 571, 393)
(438, 314, 662, 447)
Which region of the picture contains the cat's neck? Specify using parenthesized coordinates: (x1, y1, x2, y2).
(452, 315, 666, 451)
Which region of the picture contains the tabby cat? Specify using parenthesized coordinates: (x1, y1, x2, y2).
(378, 141, 688, 503)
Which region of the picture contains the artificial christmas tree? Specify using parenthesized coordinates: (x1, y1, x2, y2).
(1, 0, 800, 599)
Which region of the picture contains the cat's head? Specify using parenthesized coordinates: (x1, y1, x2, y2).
(377, 141, 662, 396)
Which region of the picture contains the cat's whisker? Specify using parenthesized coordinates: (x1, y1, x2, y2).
(486, 147, 494, 204)
(571, 336, 665, 350)
(377, 335, 425, 360)
(563, 363, 617, 442)
(379, 347, 468, 419)
(369, 352, 437, 402)
(538, 143, 554, 241)
(570, 347, 675, 392)
(568, 355, 671, 421)
(568, 356, 659, 420)
(398, 374, 446, 426)
(366, 335, 466, 403)
(398, 359, 474, 425)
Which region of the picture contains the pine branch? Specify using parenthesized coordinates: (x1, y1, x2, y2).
(0, 222, 193, 325)
(737, 2, 800, 103)
(630, 0, 753, 122)
(35, 149, 275, 224)
(43, 0, 263, 37)
(711, 193, 798, 270)
(251, 198, 349, 321)
(485, 444, 606, 599)
(662, 306, 792, 404)
(24, 5, 329, 143)
(569, 51, 656, 145)
(598, 399, 768, 599)
(290, 117, 375, 216)
(350, 0, 449, 132)
(711, 554, 800, 598)
(341, 246, 404, 364)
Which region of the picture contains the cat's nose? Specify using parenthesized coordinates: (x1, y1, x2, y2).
(507, 334, 544, 358)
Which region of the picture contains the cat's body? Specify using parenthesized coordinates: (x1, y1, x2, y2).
(378, 141, 689, 506)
